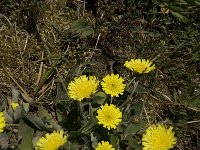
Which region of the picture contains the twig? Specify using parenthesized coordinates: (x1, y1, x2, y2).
(85, 33, 101, 62)
(0, 14, 13, 29)
(95, 33, 101, 50)
(143, 104, 150, 125)
(187, 120, 200, 124)
(23, 33, 29, 53)
(35, 50, 44, 86)
(156, 91, 173, 102)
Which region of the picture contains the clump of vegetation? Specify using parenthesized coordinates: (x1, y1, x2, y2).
(0, 0, 200, 149)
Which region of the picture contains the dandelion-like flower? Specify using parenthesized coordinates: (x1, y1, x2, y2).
(124, 59, 155, 74)
(68, 75, 99, 101)
(35, 130, 67, 150)
(0, 112, 6, 133)
(96, 141, 115, 150)
(11, 102, 19, 110)
(96, 104, 122, 130)
(101, 74, 125, 97)
(142, 124, 176, 150)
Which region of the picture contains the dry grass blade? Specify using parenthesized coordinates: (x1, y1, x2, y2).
(35, 50, 44, 86)
(4, 68, 33, 103)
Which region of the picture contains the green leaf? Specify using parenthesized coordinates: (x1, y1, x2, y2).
(3, 110, 13, 124)
(126, 136, 141, 150)
(64, 142, 77, 150)
(90, 132, 100, 149)
(135, 84, 145, 93)
(127, 82, 143, 94)
(170, 10, 188, 23)
(34, 60, 63, 94)
(110, 134, 118, 149)
(187, 98, 200, 108)
(24, 113, 45, 130)
(64, 107, 81, 131)
(0, 134, 9, 149)
(79, 119, 98, 134)
(82, 68, 95, 74)
(14, 106, 22, 122)
(176, 0, 188, 5)
(37, 106, 62, 130)
(23, 103, 30, 113)
(132, 101, 143, 116)
(194, 1, 200, 5)
(32, 136, 40, 148)
(7, 107, 14, 119)
(124, 121, 143, 137)
(12, 88, 19, 102)
(0, 102, 6, 111)
(70, 19, 94, 37)
(19, 119, 34, 150)
(92, 92, 107, 105)
(69, 63, 83, 79)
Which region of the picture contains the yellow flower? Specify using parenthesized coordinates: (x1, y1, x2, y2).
(96, 104, 122, 130)
(142, 124, 176, 150)
(96, 141, 115, 150)
(35, 130, 67, 150)
(11, 102, 19, 110)
(68, 75, 99, 101)
(124, 59, 155, 74)
(101, 74, 126, 97)
(0, 112, 6, 133)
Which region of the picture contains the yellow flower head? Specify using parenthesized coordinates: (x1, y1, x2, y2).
(35, 130, 67, 150)
(124, 59, 155, 74)
(96, 104, 122, 130)
(101, 74, 126, 97)
(142, 124, 176, 150)
(11, 102, 19, 110)
(96, 141, 115, 150)
(68, 75, 99, 101)
(0, 112, 6, 133)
